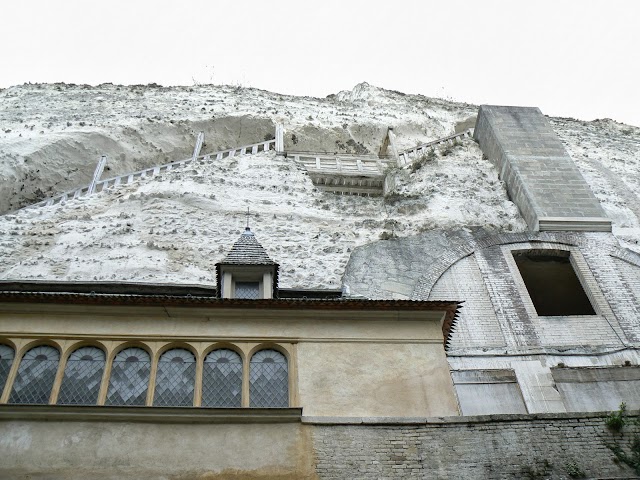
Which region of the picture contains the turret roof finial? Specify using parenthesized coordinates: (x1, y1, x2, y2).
(243, 207, 252, 235)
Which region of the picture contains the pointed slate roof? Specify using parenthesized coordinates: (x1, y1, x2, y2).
(216, 227, 279, 299)
(218, 227, 277, 266)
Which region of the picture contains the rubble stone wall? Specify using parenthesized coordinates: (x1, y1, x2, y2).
(311, 411, 640, 479)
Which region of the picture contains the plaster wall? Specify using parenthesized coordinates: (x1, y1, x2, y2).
(0, 304, 456, 418)
(0, 420, 316, 479)
(0, 305, 445, 342)
(297, 342, 458, 417)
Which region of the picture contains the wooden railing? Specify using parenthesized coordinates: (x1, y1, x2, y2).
(25, 126, 473, 210)
(397, 129, 473, 165)
(29, 140, 275, 209)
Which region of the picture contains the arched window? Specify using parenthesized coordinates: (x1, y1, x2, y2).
(106, 347, 151, 406)
(250, 349, 288, 407)
(153, 348, 195, 407)
(57, 346, 106, 405)
(9, 345, 60, 404)
(0, 344, 15, 395)
(202, 349, 242, 407)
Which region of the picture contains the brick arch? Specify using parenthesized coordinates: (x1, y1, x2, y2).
(412, 231, 623, 299)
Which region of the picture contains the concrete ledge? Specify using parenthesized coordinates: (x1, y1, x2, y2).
(302, 409, 639, 425)
(538, 216, 612, 232)
(474, 105, 610, 232)
(0, 405, 303, 424)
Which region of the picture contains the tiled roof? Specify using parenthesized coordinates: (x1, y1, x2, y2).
(218, 228, 276, 266)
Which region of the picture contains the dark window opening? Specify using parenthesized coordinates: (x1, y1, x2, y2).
(513, 252, 596, 316)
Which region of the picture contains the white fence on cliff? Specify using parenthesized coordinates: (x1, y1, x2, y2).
(397, 129, 473, 165)
(29, 139, 275, 209)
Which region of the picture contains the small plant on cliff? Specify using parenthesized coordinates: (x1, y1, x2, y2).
(606, 402, 627, 431)
(441, 145, 453, 157)
(410, 149, 437, 173)
(565, 460, 586, 478)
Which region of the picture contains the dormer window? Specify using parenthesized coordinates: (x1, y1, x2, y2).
(216, 227, 279, 299)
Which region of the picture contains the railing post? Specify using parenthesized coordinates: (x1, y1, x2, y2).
(87, 155, 107, 196)
(380, 127, 400, 167)
(192, 131, 205, 161)
(275, 123, 284, 155)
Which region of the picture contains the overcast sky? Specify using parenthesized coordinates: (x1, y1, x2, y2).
(2, 0, 638, 126)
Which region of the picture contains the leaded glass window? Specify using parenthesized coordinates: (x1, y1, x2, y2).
(202, 349, 242, 407)
(57, 346, 105, 405)
(235, 282, 260, 299)
(106, 347, 151, 406)
(9, 345, 60, 404)
(153, 348, 195, 407)
(250, 349, 288, 407)
(0, 344, 15, 395)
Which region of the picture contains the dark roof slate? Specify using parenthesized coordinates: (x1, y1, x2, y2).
(218, 228, 276, 266)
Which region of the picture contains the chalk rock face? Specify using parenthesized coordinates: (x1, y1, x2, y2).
(0, 82, 638, 290)
(335, 82, 382, 103)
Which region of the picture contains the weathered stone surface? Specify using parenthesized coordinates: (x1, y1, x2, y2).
(311, 411, 640, 479)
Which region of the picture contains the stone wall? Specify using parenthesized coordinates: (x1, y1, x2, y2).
(311, 411, 640, 479)
(3, 409, 639, 479)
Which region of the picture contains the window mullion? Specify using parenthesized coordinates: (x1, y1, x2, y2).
(242, 354, 250, 408)
(194, 352, 203, 407)
(146, 349, 160, 407)
(97, 344, 116, 406)
(49, 346, 69, 405)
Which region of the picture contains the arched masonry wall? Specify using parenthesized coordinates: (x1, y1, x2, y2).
(342, 230, 640, 415)
(343, 229, 640, 349)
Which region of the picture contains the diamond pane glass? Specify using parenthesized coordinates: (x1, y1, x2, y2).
(235, 282, 260, 299)
(106, 347, 151, 406)
(153, 349, 195, 407)
(57, 346, 105, 405)
(202, 349, 242, 407)
(250, 349, 288, 407)
(0, 344, 15, 395)
(9, 345, 60, 404)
